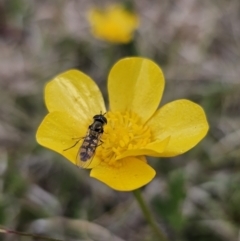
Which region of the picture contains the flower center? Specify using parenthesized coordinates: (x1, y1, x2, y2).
(97, 111, 152, 167)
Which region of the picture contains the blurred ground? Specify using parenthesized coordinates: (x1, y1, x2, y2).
(0, 0, 240, 241)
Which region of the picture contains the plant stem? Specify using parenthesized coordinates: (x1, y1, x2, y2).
(132, 189, 169, 241)
(0, 228, 64, 241)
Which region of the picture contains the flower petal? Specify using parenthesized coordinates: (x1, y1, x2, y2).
(90, 157, 156, 191)
(88, 5, 139, 43)
(36, 111, 100, 168)
(147, 99, 209, 157)
(108, 58, 165, 123)
(45, 69, 106, 124)
(116, 137, 170, 160)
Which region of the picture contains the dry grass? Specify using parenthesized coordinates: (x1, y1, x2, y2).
(0, 1, 240, 240)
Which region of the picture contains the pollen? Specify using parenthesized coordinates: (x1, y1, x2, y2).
(97, 111, 152, 167)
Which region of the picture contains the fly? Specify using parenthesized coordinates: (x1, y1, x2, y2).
(64, 112, 107, 168)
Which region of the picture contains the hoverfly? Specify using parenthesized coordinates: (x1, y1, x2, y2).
(64, 113, 107, 168)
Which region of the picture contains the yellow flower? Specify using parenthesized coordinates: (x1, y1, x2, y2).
(36, 57, 209, 191)
(87, 5, 139, 44)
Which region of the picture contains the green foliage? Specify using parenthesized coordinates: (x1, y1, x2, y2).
(153, 170, 186, 231)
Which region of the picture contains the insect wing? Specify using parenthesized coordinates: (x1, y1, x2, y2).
(76, 134, 101, 169)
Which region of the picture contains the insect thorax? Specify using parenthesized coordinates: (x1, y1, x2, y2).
(89, 121, 104, 135)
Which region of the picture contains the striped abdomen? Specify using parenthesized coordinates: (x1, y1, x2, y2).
(79, 135, 99, 161)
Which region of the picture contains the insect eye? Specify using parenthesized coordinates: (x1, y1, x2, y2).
(92, 113, 107, 125)
(103, 117, 107, 124)
(93, 114, 100, 119)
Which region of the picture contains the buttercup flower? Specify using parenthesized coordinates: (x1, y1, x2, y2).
(87, 5, 139, 44)
(36, 57, 209, 191)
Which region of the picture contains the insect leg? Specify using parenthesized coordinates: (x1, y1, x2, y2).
(63, 137, 84, 151)
(97, 139, 104, 147)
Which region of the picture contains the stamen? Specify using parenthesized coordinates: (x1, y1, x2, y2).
(97, 111, 152, 166)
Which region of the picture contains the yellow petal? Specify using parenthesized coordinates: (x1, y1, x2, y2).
(108, 57, 165, 123)
(147, 99, 209, 157)
(90, 157, 156, 191)
(116, 137, 170, 160)
(88, 5, 139, 43)
(45, 69, 106, 124)
(36, 111, 100, 168)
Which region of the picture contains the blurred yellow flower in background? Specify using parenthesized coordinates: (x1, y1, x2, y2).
(87, 5, 139, 44)
(36, 57, 209, 191)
